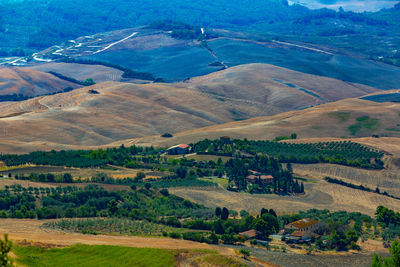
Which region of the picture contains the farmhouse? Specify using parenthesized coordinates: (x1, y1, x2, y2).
(284, 218, 320, 242)
(167, 144, 190, 155)
(285, 218, 320, 233)
(247, 170, 274, 185)
(239, 229, 262, 240)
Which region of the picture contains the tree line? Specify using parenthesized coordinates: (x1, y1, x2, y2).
(324, 177, 400, 200)
(192, 138, 384, 169)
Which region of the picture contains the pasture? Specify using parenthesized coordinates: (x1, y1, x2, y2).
(14, 244, 176, 267)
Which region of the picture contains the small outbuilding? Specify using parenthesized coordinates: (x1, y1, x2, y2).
(167, 144, 190, 155)
(239, 229, 262, 240)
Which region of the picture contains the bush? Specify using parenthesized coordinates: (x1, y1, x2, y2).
(160, 189, 169, 196)
(161, 133, 173, 138)
(182, 232, 206, 243)
(168, 232, 181, 239)
(164, 217, 182, 228)
(239, 249, 250, 259)
(0, 234, 13, 267)
(144, 183, 151, 190)
(206, 233, 219, 244)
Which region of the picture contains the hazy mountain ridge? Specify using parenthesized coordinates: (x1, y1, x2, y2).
(0, 0, 399, 58)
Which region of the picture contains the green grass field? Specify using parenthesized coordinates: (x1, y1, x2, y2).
(349, 116, 380, 135)
(199, 177, 229, 187)
(14, 244, 176, 267)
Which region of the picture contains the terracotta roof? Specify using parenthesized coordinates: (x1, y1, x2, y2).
(246, 175, 258, 180)
(288, 218, 318, 229)
(260, 175, 273, 180)
(291, 231, 306, 237)
(168, 144, 189, 150)
(239, 229, 260, 238)
(249, 170, 260, 175)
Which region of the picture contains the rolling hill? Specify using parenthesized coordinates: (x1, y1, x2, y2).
(3, 25, 400, 88)
(0, 67, 79, 97)
(136, 94, 400, 147)
(0, 63, 383, 153)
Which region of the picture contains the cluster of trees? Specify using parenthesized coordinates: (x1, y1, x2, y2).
(165, 208, 280, 244)
(0, 234, 12, 267)
(372, 240, 400, 267)
(325, 177, 400, 200)
(225, 156, 304, 194)
(376, 206, 400, 228)
(15, 173, 73, 183)
(147, 20, 211, 40)
(192, 138, 384, 169)
(0, 94, 30, 102)
(0, 184, 210, 221)
(0, 145, 159, 168)
(273, 133, 297, 142)
(282, 209, 372, 251)
(328, 229, 360, 251)
(164, 207, 369, 249)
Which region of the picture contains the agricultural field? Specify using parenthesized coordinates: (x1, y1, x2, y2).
(241, 245, 386, 267)
(13, 244, 250, 267)
(292, 163, 400, 196)
(84, 44, 217, 82)
(0, 219, 250, 266)
(169, 179, 400, 216)
(43, 218, 188, 236)
(0, 164, 146, 180)
(207, 38, 400, 89)
(192, 138, 384, 169)
(14, 245, 177, 267)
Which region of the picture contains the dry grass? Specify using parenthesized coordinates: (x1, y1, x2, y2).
(0, 66, 79, 97)
(168, 179, 400, 217)
(292, 163, 400, 196)
(27, 62, 125, 84)
(0, 219, 219, 251)
(135, 98, 400, 149)
(0, 63, 385, 154)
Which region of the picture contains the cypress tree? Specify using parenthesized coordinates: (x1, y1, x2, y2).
(215, 207, 221, 217)
(221, 207, 229, 220)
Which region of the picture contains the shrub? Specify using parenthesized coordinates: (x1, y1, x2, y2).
(239, 249, 250, 259)
(168, 232, 181, 239)
(0, 234, 13, 267)
(182, 232, 205, 243)
(206, 233, 219, 244)
(144, 183, 152, 190)
(160, 189, 169, 196)
(161, 133, 173, 138)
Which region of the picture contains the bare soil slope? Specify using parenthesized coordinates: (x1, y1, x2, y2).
(0, 67, 79, 97)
